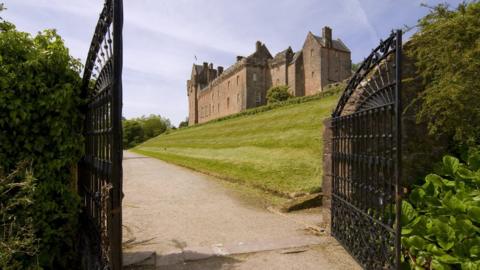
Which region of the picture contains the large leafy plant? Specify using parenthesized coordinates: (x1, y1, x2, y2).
(402, 150, 480, 269)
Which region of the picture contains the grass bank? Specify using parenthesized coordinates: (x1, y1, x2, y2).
(133, 89, 341, 197)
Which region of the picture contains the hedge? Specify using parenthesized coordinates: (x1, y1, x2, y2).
(0, 19, 84, 269)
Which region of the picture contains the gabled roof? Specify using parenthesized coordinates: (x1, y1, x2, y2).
(312, 34, 350, 53)
(246, 43, 273, 60)
(273, 46, 293, 60)
(290, 50, 302, 64)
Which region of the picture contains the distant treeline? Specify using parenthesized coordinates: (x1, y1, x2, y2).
(123, 114, 173, 149)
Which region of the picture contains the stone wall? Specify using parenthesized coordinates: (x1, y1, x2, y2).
(321, 118, 332, 232)
(197, 67, 247, 124)
(303, 34, 322, 96)
(246, 65, 268, 108)
(188, 27, 351, 125)
(320, 47, 351, 89)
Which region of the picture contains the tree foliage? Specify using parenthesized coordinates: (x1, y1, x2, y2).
(266, 85, 292, 104)
(123, 114, 171, 148)
(0, 14, 83, 268)
(179, 117, 189, 128)
(402, 150, 480, 269)
(407, 1, 480, 147)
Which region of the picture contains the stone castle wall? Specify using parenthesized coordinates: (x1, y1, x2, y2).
(188, 27, 351, 126)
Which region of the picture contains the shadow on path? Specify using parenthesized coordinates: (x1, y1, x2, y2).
(123, 250, 241, 270)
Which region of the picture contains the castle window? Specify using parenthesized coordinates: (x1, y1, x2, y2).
(237, 93, 240, 104)
(236, 75, 239, 85)
(312, 71, 315, 78)
(256, 92, 261, 105)
(310, 49, 314, 57)
(253, 73, 257, 82)
(227, 97, 230, 109)
(212, 104, 214, 113)
(218, 103, 220, 112)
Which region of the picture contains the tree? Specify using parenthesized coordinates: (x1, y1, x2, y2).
(122, 114, 171, 149)
(266, 85, 292, 104)
(351, 62, 361, 73)
(142, 114, 167, 139)
(123, 120, 144, 148)
(408, 1, 480, 148)
(179, 117, 189, 128)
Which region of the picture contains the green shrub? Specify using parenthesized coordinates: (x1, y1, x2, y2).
(178, 118, 189, 128)
(0, 18, 83, 268)
(407, 1, 480, 148)
(122, 114, 171, 149)
(0, 162, 38, 269)
(402, 149, 480, 269)
(266, 85, 292, 104)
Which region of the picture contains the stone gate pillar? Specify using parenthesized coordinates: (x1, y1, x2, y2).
(321, 117, 332, 232)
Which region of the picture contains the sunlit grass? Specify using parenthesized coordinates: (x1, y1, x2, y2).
(133, 93, 339, 196)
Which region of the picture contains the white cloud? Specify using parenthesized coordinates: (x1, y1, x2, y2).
(3, 0, 466, 125)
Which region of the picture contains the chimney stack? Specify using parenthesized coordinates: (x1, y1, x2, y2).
(203, 62, 208, 70)
(218, 66, 224, 75)
(322, 26, 332, 48)
(236, 56, 244, 62)
(209, 63, 213, 70)
(256, 41, 262, 52)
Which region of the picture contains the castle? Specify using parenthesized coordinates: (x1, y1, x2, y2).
(187, 26, 351, 125)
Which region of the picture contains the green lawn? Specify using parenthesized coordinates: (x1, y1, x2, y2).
(133, 93, 339, 197)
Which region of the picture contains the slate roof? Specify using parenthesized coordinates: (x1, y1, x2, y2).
(290, 50, 302, 64)
(273, 47, 292, 60)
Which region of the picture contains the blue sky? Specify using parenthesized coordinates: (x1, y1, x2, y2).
(3, 0, 463, 125)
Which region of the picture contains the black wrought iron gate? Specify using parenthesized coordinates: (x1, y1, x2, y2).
(331, 30, 402, 269)
(79, 0, 123, 269)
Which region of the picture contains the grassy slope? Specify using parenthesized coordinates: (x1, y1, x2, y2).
(133, 93, 339, 197)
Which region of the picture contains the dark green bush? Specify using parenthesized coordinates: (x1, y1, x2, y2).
(402, 149, 480, 269)
(407, 1, 480, 148)
(123, 114, 171, 148)
(266, 85, 292, 104)
(178, 118, 189, 128)
(0, 18, 83, 268)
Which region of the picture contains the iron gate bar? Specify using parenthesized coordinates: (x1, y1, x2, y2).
(79, 0, 123, 269)
(394, 29, 402, 270)
(331, 30, 402, 270)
